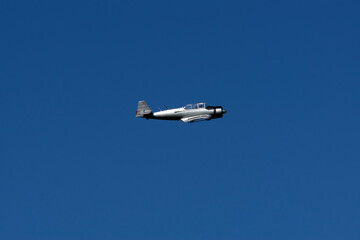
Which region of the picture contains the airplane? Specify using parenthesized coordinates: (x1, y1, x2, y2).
(136, 101, 227, 123)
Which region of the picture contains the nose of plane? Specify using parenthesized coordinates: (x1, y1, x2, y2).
(222, 109, 227, 114)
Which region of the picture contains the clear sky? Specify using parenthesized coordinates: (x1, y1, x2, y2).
(1, 1, 359, 239)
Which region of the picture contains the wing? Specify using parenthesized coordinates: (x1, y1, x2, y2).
(181, 114, 212, 123)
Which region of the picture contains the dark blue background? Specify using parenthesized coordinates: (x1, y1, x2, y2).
(1, 1, 359, 239)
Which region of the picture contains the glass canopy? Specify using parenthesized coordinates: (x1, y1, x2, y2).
(183, 103, 206, 109)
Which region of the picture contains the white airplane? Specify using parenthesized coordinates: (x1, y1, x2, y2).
(136, 101, 227, 123)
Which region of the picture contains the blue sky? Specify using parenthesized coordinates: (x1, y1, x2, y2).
(1, 1, 359, 239)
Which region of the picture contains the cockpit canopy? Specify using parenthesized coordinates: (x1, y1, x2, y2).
(183, 103, 206, 109)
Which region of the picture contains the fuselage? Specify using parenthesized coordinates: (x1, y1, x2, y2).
(152, 107, 212, 120)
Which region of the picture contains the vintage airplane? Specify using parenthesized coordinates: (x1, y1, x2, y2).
(136, 101, 227, 123)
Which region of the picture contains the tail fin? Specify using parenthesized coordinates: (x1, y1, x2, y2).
(136, 101, 152, 118)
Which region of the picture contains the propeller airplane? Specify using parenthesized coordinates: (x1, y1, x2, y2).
(136, 101, 227, 123)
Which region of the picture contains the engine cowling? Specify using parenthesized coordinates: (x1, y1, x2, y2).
(206, 105, 226, 118)
(214, 107, 223, 115)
